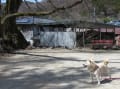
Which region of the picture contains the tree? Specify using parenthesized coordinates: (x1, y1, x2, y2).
(92, 0, 120, 17)
(1, 0, 28, 51)
(0, 0, 83, 51)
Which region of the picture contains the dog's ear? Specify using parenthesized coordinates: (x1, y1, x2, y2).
(90, 56, 94, 60)
(104, 58, 109, 62)
(89, 60, 92, 63)
(87, 59, 92, 63)
(89, 57, 94, 62)
(91, 56, 94, 59)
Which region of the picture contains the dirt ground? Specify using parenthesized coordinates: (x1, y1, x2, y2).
(0, 48, 120, 89)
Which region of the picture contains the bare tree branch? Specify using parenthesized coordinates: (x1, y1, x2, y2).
(1, 0, 83, 24)
(23, 0, 33, 11)
(35, 0, 44, 10)
(47, 0, 57, 9)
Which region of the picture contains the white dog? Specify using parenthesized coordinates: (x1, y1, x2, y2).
(83, 58, 111, 85)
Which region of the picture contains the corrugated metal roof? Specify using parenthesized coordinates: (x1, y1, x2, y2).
(16, 17, 120, 28)
(16, 17, 33, 24)
(16, 17, 55, 24)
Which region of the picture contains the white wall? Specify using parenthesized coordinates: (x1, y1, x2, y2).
(34, 27, 76, 49)
(39, 32, 76, 49)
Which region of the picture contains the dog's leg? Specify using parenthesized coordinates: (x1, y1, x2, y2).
(107, 67, 111, 79)
(90, 72, 94, 83)
(95, 74, 100, 85)
(94, 69, 101, 85)
(99, 70, 103, 81)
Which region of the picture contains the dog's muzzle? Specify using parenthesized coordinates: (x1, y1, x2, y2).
(83, 64, 87, 68)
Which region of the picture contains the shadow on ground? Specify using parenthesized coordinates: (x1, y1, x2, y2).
(0, 52, 119, 89)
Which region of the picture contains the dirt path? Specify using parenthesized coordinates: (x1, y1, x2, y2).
(0, 49, 120, 89)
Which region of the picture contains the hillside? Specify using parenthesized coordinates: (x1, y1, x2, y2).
(18, 0, 93, 21)
(12, 0, 120, 21)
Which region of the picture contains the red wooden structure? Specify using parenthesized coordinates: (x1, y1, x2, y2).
(91, 40, 114, 49)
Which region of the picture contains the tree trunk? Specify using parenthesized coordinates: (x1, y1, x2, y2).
(1, 0, 28, 51)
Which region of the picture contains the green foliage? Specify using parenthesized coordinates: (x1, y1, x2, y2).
(102, 17, 112, 23)
(92, 0, 120, 16)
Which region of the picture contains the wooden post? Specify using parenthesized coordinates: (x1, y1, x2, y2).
(83, 28, 85, 48)
(99, 28, 101, 40)
(0, 0, 2, 37)
(113, 27, 116, 44)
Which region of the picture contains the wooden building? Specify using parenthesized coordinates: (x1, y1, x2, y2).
(17, 17, 120, 49)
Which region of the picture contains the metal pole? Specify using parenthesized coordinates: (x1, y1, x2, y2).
(93, 7, 96, 22)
